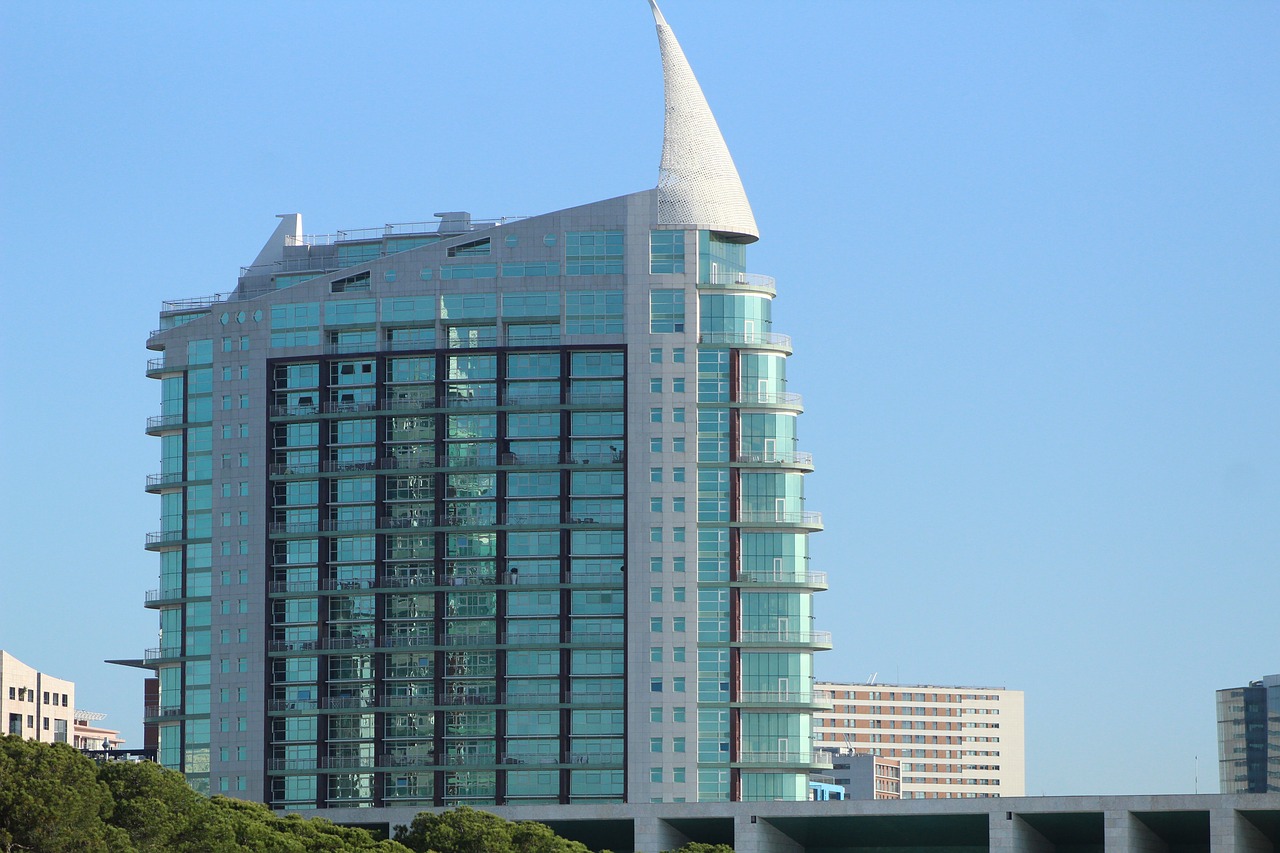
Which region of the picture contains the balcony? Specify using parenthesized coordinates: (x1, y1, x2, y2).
(502, 392, 562, 407)
(144, 531, 192, 550)
(143, 588, 194, 607)
(380, 634, 440, 649)
(563, 450, 624, 465)
(500, 452, 562, 467)
(502, 513, 562, 527)
(698, 331, 793, 354)
(700, 271, 778, 296)
(735, 391, 804, 411)
(736, 630, 833, 650)
(734, 450, 815, 471)
(143, 705, 185, 720)
(267, 757, 318, 772)
(145, 357, 187, 378)
(144, 413, 188, 434)
(500, 692, 562, 706)
(144, 471, 206, 493)
(566, 630, 624, 647)
(501, 632, 560, 647)
(735, 569, 828, 590)
(735, 511, 824, 531)
(142, 647, 185, 664)
(735, 690, 833, 710)
(735, 749, 833, 769)
(566, 391, 625, 407)
(566, 692, 624, 707)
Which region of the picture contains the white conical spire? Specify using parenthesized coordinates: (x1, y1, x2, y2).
(649, 0, 759, 242)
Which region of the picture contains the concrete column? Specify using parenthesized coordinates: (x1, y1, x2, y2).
(989, 812, 1055, 853)
(733, 815, 803, 853)
(1212, 809, 1274, 853)
(1105, 810, 1167, 853)
(633, 817, 690, 853)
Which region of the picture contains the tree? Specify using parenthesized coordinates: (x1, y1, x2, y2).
(395, 807, 588, 853)
(0, 735, 130, 853)
(667, 844, 734, 853)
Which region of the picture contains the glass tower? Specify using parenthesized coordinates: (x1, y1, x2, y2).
(141, 2, 829, 811)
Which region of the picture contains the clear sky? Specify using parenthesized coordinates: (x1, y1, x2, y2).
(1, 1, 1276, 797)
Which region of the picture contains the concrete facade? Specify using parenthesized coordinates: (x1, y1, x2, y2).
(303, 793, 1280, 853)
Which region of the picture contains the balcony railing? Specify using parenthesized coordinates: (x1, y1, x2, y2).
(735, 450, 814, 468)
(500, 452, 561, 466)
(143, 705, 185, 719)
(736, 510, 824, 529)
(736, 690, 832, 708)
(737, 630, 833, 649)
(143, 647, 183, 663)
(144, 472, 191, 491)
(144, 530, 187, 547)
(566, 391, 625, 406)
(701, 271, 777, 295)
(737, 391, 804, 409)
(736, 569, 828, 588)
(145, 413, 186, 432)
(161, 293, 229, 312)
(699, 331, 793, 352)
(144, 588, 189, 605)
(502, 392, 562, 407)
(736, 750, 833, 767)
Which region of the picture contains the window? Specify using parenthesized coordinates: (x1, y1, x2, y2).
(672, 408, 685, 423)
(650, 587, 663, 603)
(650, 738, 662, 753)
(673, 706, 686, 723)
(649, 290, 685, 333)
(672, 646, 686, 662)
(650, 678, 663, 692)
(650, 230, 685, 274)
(672, 436, 686, 453)
(672, 497, 685, 513)
(651, 767, 663, 783)
(650, 407, 662, 423)
(650, 647, 662, 663)
(650, 378, 662, 394)
(673, 617, 685, 632)
(673, 586, 686, 602)
(650, 348, 662, 364)
(673, 527, 686, 542)
(672, 348, 685, 363)
(650, 618, 663, 633)
(673, 737, 686, 753)
(672, 377, 685, 393)
(650, 557, 662, 573)
(672, 467, 686, 482)
(650, 707, 663, 723)
(566, 231, 624, 275)
(650, 527, 662, 543)
(673, 677, 686, 693)
(650, 438, 662, 453)
(650, 498, 662, 513)
(650, 468, 662, 483)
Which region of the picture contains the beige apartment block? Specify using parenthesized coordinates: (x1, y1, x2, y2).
(814, 681, 1025, 799)
(0, 650, 76, 744)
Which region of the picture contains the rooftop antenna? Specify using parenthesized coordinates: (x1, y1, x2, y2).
(867, 672, 878, 685)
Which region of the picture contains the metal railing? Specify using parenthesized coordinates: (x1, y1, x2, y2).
(737, 630, 833, 647)
(736, 510, 824, 528)
(735, 450, 814, 467)
(737, 391, 804, 408)
(699, 331, 793, 351)
(703, 271, 777, 294)
(737, 569, 828, 587)
(145, 414, 186, 431)
(161, 294, 230, 312)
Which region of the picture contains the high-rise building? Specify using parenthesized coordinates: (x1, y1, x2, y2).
(140, 2, 828, 809)
(813, 681, 1025, 798)
(1217, 674, 1280, 793)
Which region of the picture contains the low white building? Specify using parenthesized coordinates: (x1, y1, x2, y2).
(0, 650, 76, 745)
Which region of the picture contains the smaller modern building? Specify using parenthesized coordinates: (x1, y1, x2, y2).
(0, 650, 76, 744)
(1217, 674, 1280, 793)
(73, 710, 126, 752)
(814, 681, 1024, 798)
(818, 748, 901, 800)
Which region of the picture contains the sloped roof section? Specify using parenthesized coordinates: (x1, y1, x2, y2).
(650, 0, 759, 243)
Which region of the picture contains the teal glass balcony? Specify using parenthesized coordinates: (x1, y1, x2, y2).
(735, 629, 833, 650)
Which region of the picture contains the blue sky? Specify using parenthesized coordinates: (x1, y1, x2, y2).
(1, 1, 1276, 796)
